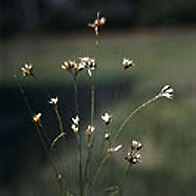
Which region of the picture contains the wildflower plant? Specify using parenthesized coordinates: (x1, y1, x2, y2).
(15, 11, 174, 196)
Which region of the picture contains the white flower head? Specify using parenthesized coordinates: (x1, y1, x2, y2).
(21, 63, 33, 76)
(101, 112, 112, 125)
(85, 125, 95, 137)
(160, 85, 174, 99)
(122, 58, 135, 69)
(72, 115, 79, 126)
(131, 140, 143, 151)
(71, 124, 78, 133)
(33, 113, 41, 122)
(104, 133, 110, 140)
(88, 12, 106, 36)
(49, 97, 58, 105)
(62, 60, 77, 70)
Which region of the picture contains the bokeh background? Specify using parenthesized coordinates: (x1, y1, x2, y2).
(0, 0, 196, 195)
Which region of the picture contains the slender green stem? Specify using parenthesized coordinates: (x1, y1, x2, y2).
(73, 74, 79, 114)
(90, 81, 95, 125)
(77, 134, 83, 196)
(72, 74, 83, 195)
(112, 94, 161, 142)
(90, 94, 161, 190)
(91, 153, 111, 190)
(14, 76, 64, 195)
(54, 104, 64, 133)
(32, 74, 51, 98)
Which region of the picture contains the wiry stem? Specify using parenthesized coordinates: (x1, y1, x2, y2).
(91, 153, 111, 190)
(91, 94, 161, 190)
(113, 94, 160, 142)
(72, 73, 83, 195)
(54, 104, 64, 134)
(14, 75, 64, 194)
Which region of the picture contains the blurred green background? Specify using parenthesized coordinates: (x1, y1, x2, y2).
(0, 0, 196, 196)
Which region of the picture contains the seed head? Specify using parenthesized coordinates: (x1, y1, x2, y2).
(21, 63, 33, 76)
(159, 85, 174, 99)
(122, 58, 135, 69)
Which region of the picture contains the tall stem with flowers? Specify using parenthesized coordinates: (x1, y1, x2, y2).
(16, 12, 174, 196)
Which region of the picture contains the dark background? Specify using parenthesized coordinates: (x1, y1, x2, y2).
(0, 0, 196, 196)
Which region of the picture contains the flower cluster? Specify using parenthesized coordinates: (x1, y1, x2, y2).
(61, 57, 96, 77)
(125, 140, 142, 164)
(21, 63, 34, 76)
(49, 97, 58, 105)
(159, 85, 174, 99)
(85, 125, 95, 137)
(122, 58, 135, 69)
(88, 12, 106, 36)
(101, 112, 112, 125)
(71, 115, 79, 133)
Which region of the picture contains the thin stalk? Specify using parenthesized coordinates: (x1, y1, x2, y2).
(14, 76, 63, 194)
(77, 134, 83, 196)
(90, 94, 161, 190)
(84, 137, 91, 196)
(54, 104, 64, 133)
(112, 94, 160, 142)
(72, 74, 83, 195)
(91, 153, 111, 190)
(90, 80, 95, 125)
(73, 74, 79, 114)
(32, 75, 65, 135)
(32, 74, 51, 98)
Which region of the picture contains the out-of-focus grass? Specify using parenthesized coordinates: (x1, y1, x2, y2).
(1, 28, 196, 195)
